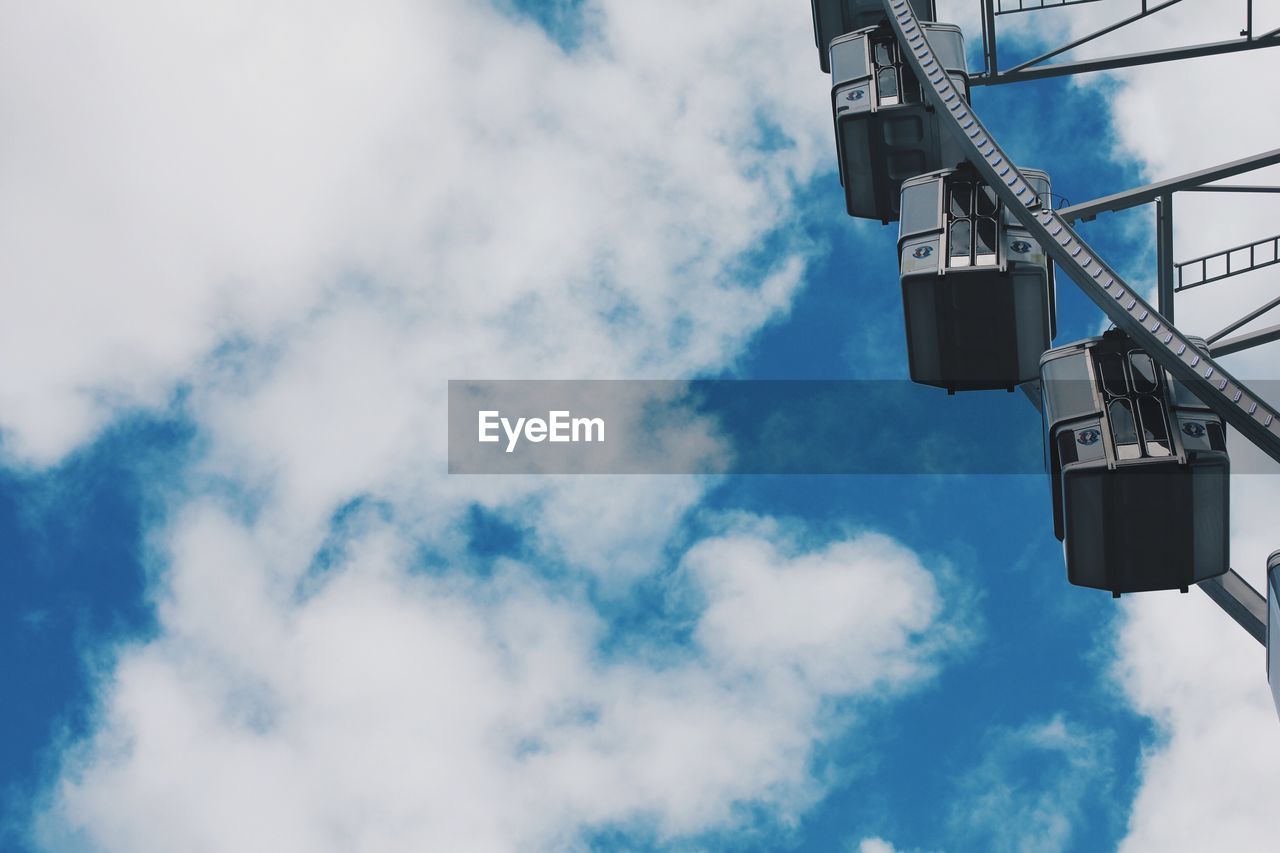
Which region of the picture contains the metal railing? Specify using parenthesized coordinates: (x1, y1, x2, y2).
(1176, 233, 1280, 291)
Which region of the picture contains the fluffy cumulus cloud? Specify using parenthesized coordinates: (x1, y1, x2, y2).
(1, 0, 964, 849)
(1110, 578, 1279, 853)
(1022, 3, 1280, 849)
(33, 513, 944, 851)
(0, 0, 827, 468)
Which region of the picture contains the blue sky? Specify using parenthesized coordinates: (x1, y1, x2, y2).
(2, 421, 170, 794)
(699, 71, 1155, 851)
(2, 2, 1277, 851)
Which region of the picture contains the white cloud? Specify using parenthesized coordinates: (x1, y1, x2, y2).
(948, 715, 1113, 853)
(32, 511, 947, 851)
(857, 838, 899, 853)
(688, 526, 943, 694)
(1110, 582, 1280, 853)
(2, 0, 968, 849)
(0, 0, 833, 591)
(0, 0, 828, 468)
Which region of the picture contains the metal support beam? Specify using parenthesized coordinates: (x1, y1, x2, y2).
(1210, 322, 1280, 357)
(1019, 379, 1042, 412)
(1004, 0, 1184, 76)
(993, 0, 1104, 16)
(1206, 292, 1280, 344)
(981, 0, 998, 77)
(1184, 185, 1280, 194)
(970, 33, 1280, 87)
(1200, 568, 1267, 646)
(1059, 149, 1280, 222)
(1157, 194, 1175, 321)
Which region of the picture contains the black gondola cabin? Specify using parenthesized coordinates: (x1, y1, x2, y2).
(1040, 331, 1229, 595)
(897, 166, 1057, 391)
(829, 21, 967, 222)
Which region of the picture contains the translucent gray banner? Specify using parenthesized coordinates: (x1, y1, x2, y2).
(447, 380, 1280, 475)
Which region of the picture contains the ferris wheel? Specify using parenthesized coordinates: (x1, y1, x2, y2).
(808, 0, 1280, 712)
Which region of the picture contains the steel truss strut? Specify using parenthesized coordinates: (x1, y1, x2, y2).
(1060, 152, 1280, 356)
(1201, 568, 1267, 645)
(1157, 194, 1175, 319)
(1207, 293, 1280, 345)
(1212, 323, 1280, 357)
(1058, 149, 1280, 222)
(1003, 0, 1186, 77)
(883, 0, 1280, 639)
(973, 0, 1277, 86)
(1184, 185, 1280, 195)
(993, 0, 1103, 17)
